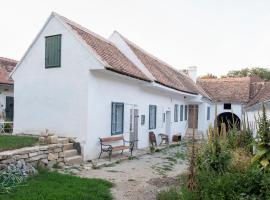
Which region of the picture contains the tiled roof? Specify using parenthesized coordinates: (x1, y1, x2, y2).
(0, 57, 17, 85)
(246, 82, 270, 108)
(55, 14, 150, 82)
(116, 33, 203, 95)
(197, 77, 251, 103)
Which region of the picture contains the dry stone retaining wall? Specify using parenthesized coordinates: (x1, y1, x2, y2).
(0, 144, 65, 170)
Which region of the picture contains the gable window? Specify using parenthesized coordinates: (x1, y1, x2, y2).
(224, 103, 231, 110)
(180, 105, 183, 121)
(149, 105, 157, 130)
(45, 34, 61, 68)
(207, 106, 210, 120)
(174, 104, 179, 122)
(111, 102, 124, 135)
(184, 105, 188, 121)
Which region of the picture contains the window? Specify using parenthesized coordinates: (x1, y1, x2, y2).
(224, 103, 231, 110)
(180, 105, 184, 121)
(111, 102, 124, 135)
(184, 105, 188, 121)
(141, 115, 145, 125)
(149, 105, 157, 130)
(163, 113, 165, 123)
(174, 104, 179, 122)
(207, 106, 210, 120)
(45, 34, 61, 68)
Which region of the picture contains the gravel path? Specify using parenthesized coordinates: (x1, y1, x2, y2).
(72, 144, 188, 200)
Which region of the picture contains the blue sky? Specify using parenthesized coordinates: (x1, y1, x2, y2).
(1, 0, 270, 76)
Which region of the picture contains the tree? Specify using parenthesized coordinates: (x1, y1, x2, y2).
(199, 73, 217, 79)
(225, 67, 270, 81)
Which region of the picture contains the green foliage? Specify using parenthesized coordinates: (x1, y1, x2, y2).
(157, 187, 181, 200)
(200, 107, 232, 174)
(0, 135, 38, 151)
(0, 171, 113, 200)
(252, 104, 270, 171)
(225, 67, 270, 81)
(196, 142, 231, 174)
(0, 168, 25, 194)
(199, 73, 217, 79)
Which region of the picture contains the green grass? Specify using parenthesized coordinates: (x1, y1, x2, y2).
(0, 171, 113, 200)
(0, 135, 38, 151)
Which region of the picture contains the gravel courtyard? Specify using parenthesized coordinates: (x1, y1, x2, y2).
(64, 144, 188, 200)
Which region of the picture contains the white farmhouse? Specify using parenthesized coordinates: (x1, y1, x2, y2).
(11, 12, 213, 160)
(0, 57, 17, 122)
(197, 76, 269, 132)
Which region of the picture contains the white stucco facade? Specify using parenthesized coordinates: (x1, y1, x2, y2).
(12, 14, 211, 160)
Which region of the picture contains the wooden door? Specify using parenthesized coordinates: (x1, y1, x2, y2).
(188, 105, 198, 129)
(130, 109, 139, 148)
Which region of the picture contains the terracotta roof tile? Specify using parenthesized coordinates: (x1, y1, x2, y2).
(246, 82, 270, 108)
(117, 34, 202, 95)
(197, 77, 251, 102)
(56, 14, 150, 82)
(0, 57, 17, 85)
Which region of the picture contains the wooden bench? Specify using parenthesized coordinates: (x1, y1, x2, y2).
(99, 135, 136, 160)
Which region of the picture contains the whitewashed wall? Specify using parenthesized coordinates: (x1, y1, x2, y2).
(12, 16, 103, 142)
(246, 103, 270, 135)
(198, 100, 212, 135)
(85, 70, 193, 160)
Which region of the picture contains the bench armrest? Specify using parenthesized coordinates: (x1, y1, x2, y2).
(100, 144, 113, 151)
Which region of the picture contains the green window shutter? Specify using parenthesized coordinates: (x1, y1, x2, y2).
(184, 105, 188, 121)
(45, 34, 61, 68)
(207, 106, 210, 120)
(111, 102, 124, 135)
(180, 105, 183, 121)
(149, 105, 157, 130)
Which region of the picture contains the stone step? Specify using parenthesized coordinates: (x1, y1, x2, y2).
(65, 155, 83, 165)
(64, 149, 78, 158)
(58, 138, 69, 144)
(63, 143, 74, 150)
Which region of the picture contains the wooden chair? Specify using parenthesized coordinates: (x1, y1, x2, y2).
(149, 132, 157, 146)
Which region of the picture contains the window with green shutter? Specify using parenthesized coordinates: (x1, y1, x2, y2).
(111, 102, 124, 135)
(149, 105, 157, 130)
(45, 34, 61, 68)
(180, 105, 184, 121)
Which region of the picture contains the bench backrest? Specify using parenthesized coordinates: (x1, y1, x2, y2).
(100, 136, 124, 142)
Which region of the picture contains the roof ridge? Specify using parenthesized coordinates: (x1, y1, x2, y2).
(114, 31, 189, 77)
(53, 12, 116, 47)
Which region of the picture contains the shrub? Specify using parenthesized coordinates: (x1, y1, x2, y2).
(0, 168, 25, 194)
(252, 104, 270, 171)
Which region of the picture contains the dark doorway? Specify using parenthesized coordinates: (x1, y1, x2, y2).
(216, 112, 240, 131)
(5, 96, 14, 121)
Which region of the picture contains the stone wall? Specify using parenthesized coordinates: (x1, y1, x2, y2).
(0, 144, 65, 170)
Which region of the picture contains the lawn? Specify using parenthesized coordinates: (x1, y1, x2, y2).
(0, 171, 113, 200)
(0, 135, 39, 151)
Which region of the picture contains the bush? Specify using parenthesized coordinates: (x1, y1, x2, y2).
(0, 168, 25, 194)
(196, 142, 231, 174)
(172, 167, 270, 200)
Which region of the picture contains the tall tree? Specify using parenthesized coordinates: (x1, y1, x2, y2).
(199, 73, 217, 79)
(226, 67, 270, 81)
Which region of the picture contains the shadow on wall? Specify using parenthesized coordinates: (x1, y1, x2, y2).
(216, 112, 241, 131)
